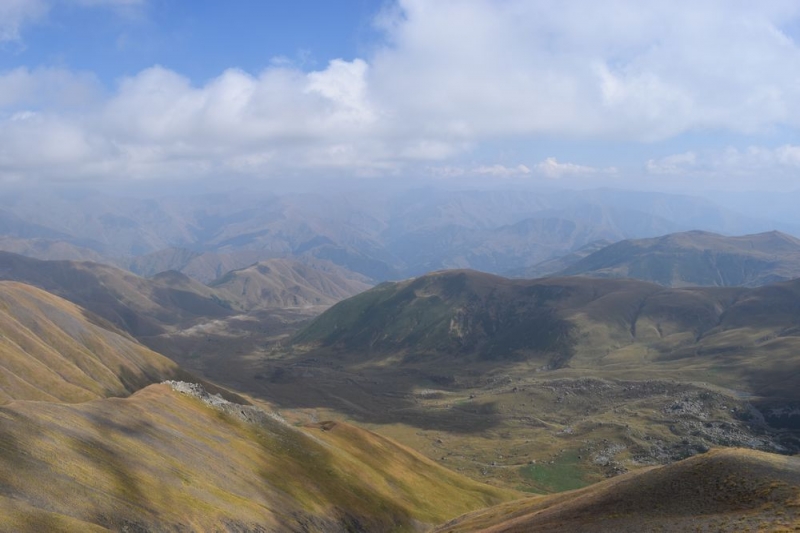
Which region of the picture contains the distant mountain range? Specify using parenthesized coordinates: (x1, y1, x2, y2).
(2, 187, 797, 281)
(549, 230, 800, 287)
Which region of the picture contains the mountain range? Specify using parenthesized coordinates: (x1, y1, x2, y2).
(2, 187, 798, 281)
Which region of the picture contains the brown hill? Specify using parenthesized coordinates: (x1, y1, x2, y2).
(434, 448, 800, 532)
(210, 258, 372, 310)
(0, 382, 516, 532)
(558, 230, 800, 287)
(0, 281, 182, 404)
(0, 251, 236, 336)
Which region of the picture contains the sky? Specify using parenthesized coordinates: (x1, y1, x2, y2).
(3, 0, 800, 192)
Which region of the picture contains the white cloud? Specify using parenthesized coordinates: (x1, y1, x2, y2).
(645, 152, 697, 175)
(645, 145, 800, 188)
(0, 67, 101, 109)
(6, 0, 800, 184)
(370, 0, 800, 141)
(534, 158, 615, 179)
(474, 164, 531, 177)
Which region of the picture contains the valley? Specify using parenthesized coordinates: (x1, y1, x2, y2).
(1, 228, 800, 530)
(140, 268, 800, 496)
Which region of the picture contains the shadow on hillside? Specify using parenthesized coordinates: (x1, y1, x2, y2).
(246, 359, 504, 434)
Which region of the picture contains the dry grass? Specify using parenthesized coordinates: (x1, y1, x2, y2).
(0, 384, 517, 532)
(0, 281, 181, 404)
(434, 448, 800, 532)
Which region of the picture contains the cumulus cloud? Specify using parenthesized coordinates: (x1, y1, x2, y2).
(5, 0, 800, 183)
(645, 152, 698, 175)
(533, 158, 615, 179)
(0, 67, 101, 109)
(370, 0, 800, 141)
(645, 145, 800, 188)
(474, 164, 531, 177)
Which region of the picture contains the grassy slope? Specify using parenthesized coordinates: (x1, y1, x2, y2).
(293, 270, 800, 401)
(0, 251, 236, 336)
(434, 448, 800, 532)
(0, 384, 516, 532)
(0, 281, 182, 404)
(293, 270, 575, 363)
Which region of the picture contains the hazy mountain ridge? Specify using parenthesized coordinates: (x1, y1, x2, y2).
(210, 258, 373, 309)
(507, 239, 613, 278)
(123, 247, 278, 283)
(558, 230, 800, 287)
(1, 187, 795, 281)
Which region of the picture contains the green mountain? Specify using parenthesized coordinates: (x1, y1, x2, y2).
(557, 230, 800, 287)
(292, 269, 800, 413)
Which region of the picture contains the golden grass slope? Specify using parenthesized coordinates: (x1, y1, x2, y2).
(0, 251, 235, 336)
(0, 281, 181, 404)
(435, 448, 800, 533)
(0, 383, 516, 532)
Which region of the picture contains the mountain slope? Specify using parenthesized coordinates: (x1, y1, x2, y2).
(292, 269, 800, 404)
(434, 448, 800, 532)
(506, 239, 613, 279)
(0, 383, 516, 532)
(210, 258, 372, 310)
(0, 281, 182, 404)
(293, 270, 649, 364)
(0, 252, 236, 336)
(558, 230, 800, 287)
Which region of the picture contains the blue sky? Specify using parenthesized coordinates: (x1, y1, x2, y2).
(2, 1, 383, 84)
(3, 0, 800, 192)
